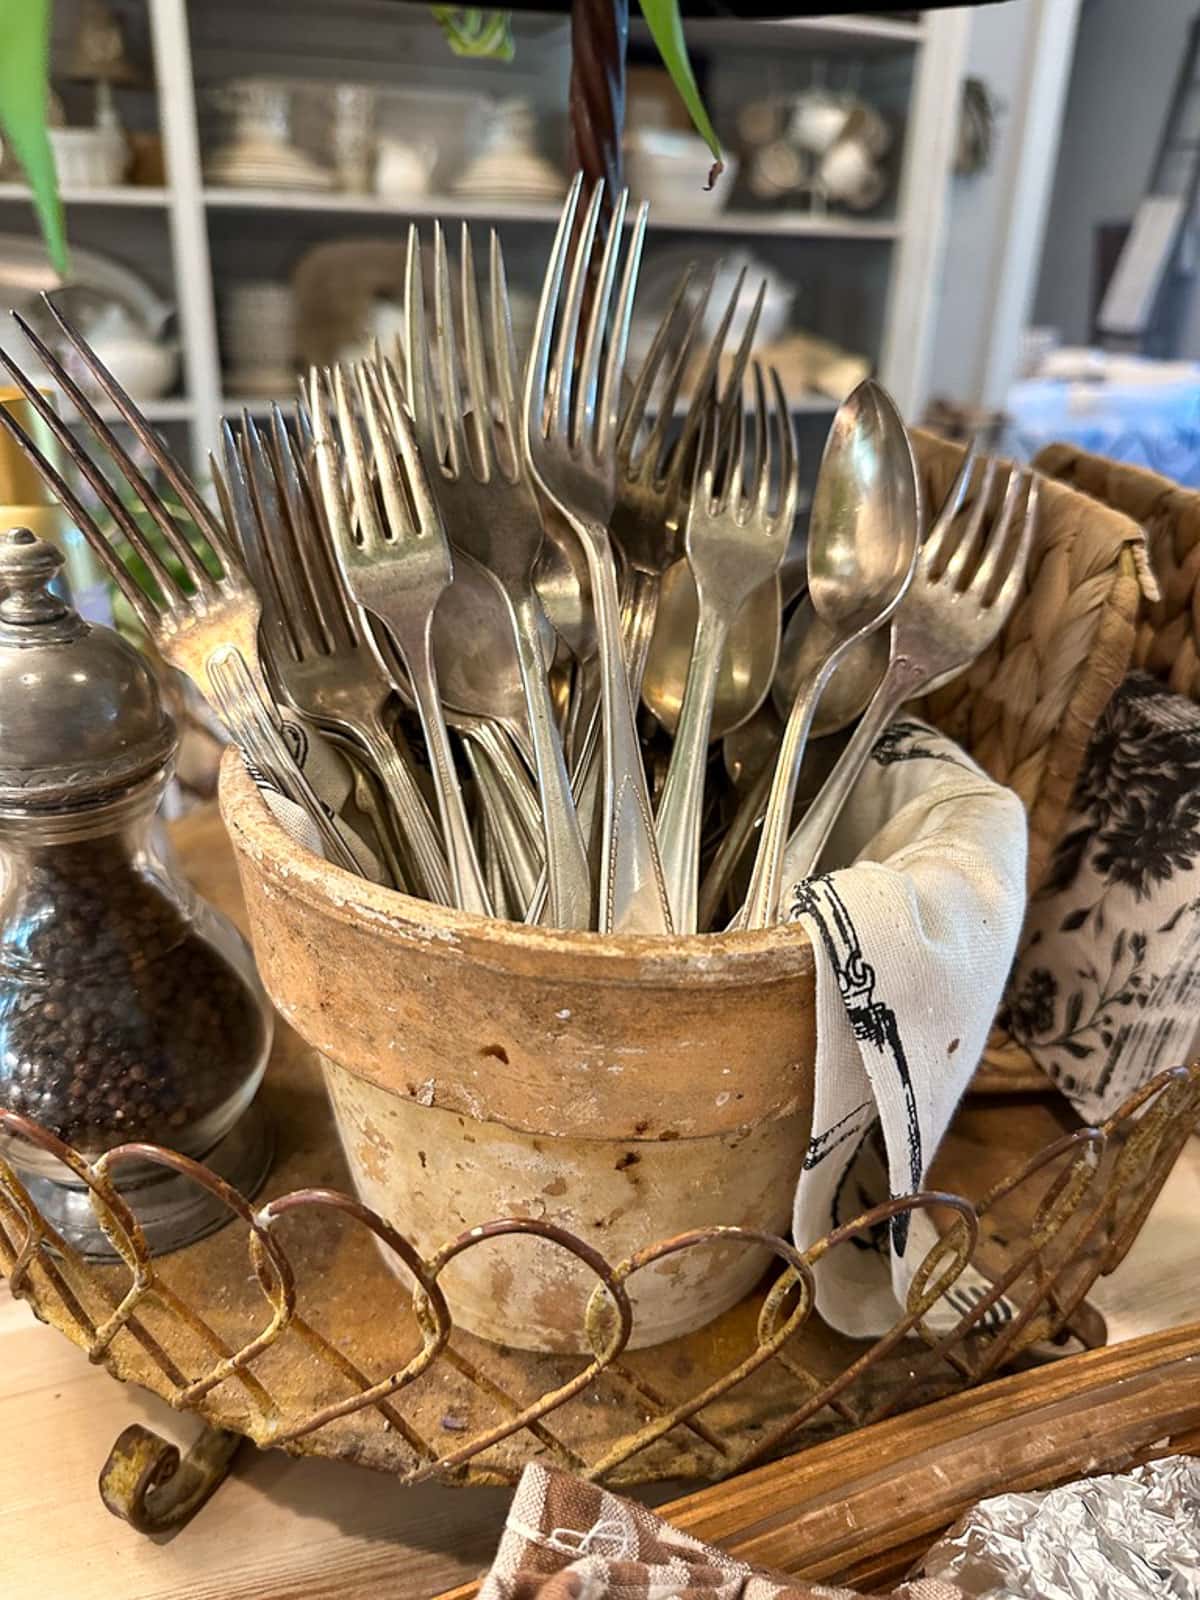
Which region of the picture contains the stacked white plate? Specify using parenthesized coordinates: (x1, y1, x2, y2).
(205, 135, 332, 192)
(451, 98, 565, 206)
(220, 281, 296, 397)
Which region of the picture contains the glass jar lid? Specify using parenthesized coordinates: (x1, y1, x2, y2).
(0, 526, 175, 812)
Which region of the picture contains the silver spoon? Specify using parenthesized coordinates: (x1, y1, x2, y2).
(737, 379, 919, 928)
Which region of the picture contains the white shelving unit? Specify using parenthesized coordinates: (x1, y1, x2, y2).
(4, 3, 969, 475)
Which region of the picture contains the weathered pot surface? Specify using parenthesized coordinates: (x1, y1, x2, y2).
(220, 751, 817, 1349)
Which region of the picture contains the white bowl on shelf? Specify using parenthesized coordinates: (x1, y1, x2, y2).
(49, 126, 128, 189)
(624, 130, 739, 219)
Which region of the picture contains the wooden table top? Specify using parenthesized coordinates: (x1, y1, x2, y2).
(3, 808, 1199, 1599)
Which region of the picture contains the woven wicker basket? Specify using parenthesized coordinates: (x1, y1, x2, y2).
(908, 432, 1152, 1094)
(968, 440, 1188, 1092)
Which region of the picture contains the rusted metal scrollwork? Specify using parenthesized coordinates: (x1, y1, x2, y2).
(1, 1062, 1197, 1535)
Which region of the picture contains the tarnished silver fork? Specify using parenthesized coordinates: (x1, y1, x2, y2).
(656, 365, 799, 933)
(404, 220, 590, 929)
(310, 363, 492, 917)
(0, 301, 362, 876)
(615, 264, 764, 692)
(777, 459, 1040, 895)
(523, 175, 672, 935)
(218, 408, 451, 903)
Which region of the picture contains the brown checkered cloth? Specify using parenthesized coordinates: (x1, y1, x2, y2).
(477, 1465, 968, 1600)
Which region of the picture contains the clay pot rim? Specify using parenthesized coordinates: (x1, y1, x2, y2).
(219, 749, 814, 979)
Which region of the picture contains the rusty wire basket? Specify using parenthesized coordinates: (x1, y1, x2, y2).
(2, 1032, 1197, 1532)
(0, 432, 1188, 1533)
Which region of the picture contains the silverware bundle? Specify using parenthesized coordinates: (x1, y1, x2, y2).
(0, 176, 1038, 936)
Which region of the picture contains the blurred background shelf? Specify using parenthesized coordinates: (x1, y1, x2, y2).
(6, 0, 971, 481)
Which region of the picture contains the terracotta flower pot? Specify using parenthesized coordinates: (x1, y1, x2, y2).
(219, 751, 816, 1351)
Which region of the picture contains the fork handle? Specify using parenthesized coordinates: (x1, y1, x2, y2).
(738, 643, 845, 930)
(654, 598, 732, 934)
(358, 712, 452, 906)
(510, 588, 592, 930)
(621, 566, 660, 703)
(779, 653, 927, 891)
(578, 519, 673, 936)
(397, 621, 493, 918)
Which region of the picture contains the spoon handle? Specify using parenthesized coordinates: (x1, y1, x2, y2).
(396, 617, 493, 918)
(698, 761, 774, 933)
(510, 587, 591, 929)
(739, 646, 841, 929)
(779, 655, 926, 891)
(655, 599, 732, 933)
(357, 710, 452, 904)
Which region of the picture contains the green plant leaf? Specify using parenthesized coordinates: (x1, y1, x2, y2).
(430, 7, 514, 60)
(0, 0, 66, 273)
(635, 0, 722, 184)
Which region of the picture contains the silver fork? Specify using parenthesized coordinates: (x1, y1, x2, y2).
(523, 175, 672, 935)
(656, 365, 799, 933)
(218, 408, 451, 903)
(778, 460, 1040, 894)
(404, 220, 590, 928)
(0, 303, 362, 877)
(615, 264, 764, 695)
(309, 363, 492, 917)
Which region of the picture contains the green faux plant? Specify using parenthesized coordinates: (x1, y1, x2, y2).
(0, 0, 67, 272)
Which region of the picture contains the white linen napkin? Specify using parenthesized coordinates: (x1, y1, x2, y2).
(785, 718, 1028, 1338)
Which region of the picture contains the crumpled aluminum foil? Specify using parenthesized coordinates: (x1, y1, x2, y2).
(915, 1456, 1200, 1598)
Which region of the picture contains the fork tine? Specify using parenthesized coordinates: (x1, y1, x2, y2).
(218, 421, 298, 672)
(432, 221, 469, 478)
(488, 229, 521, 478)
(921, 435, 981, 568)
(769, 366, 799, 529)
(525, 171, 583, 447)
(0, 341, 188, 608)
(22, 304, 239, 582)
(37, 297, 234, 560)
(576, 186, 629, 450)
(973, 464, 1030, 600)
(458, 223, 495, 481)
(403, 222, 443, 464)
(333, 363, 388, 551)
(597, 198, 648, 460)
(14, 314, 217, 596)
(715, 277, 765, 456)
(719, 380, 746, 515)
(273, 405, 358, 654)
(662, 266, 750, 506)
(309, 368, 361, 566)
(991, 473, 1038, 613)
(616, 262, 699, 470)
(550, 179, 604, 444)
(750, 360, 769, 513)
(942, 455, 1000, 585)
(353, 362, 415, 546)
(243, 412, 328, 662)
(635, 268, 715, 486)
(0, 397, 160, 631)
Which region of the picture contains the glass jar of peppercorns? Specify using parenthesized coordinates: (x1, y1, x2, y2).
(0, 527, 272, 1257)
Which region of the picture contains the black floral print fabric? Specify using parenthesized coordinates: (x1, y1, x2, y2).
(999, 673, 1200, 1120)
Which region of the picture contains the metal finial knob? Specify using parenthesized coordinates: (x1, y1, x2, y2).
(0, 526, 67, 625)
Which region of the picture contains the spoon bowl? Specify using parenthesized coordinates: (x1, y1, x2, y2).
(642, 560, 780, 739)
(771, 594, 890, 727)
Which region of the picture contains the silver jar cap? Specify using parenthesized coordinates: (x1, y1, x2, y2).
(0, 526, 176, 811)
